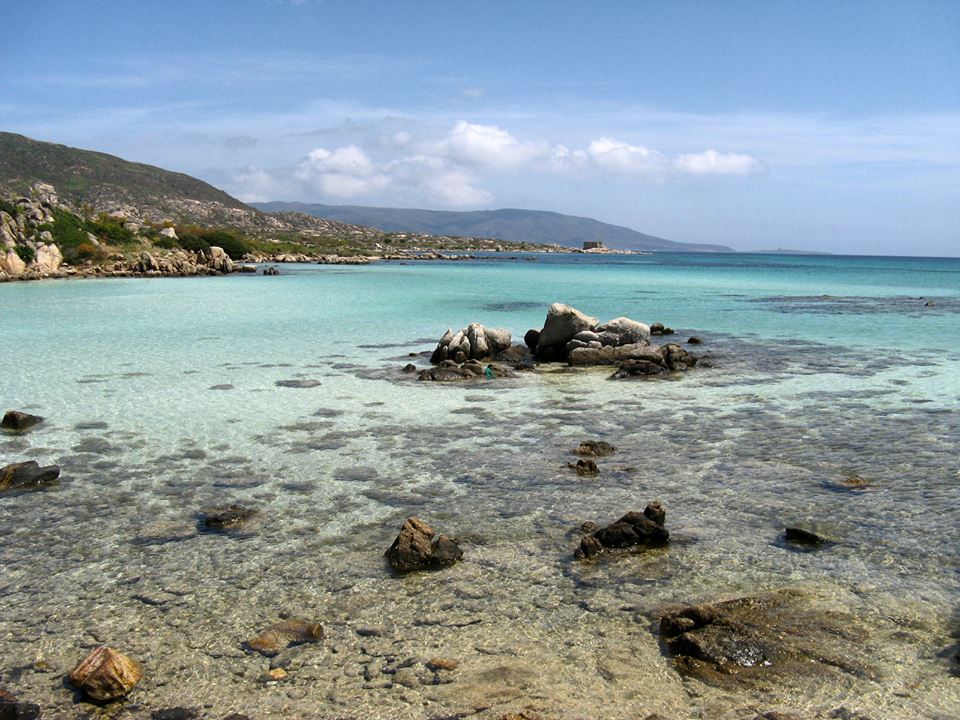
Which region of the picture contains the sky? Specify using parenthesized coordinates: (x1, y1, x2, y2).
(1, 1, 958, 255)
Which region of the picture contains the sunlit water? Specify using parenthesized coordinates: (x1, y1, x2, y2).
(1, 253, 958, 719)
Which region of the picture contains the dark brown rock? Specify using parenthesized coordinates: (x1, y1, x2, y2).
(68, 646, 144, 701)
(568, 459, 599, 476)
(687, 336, 702, 345)
(385, 516, 463, 572)
(246, 620, 325, 657)
(0, 461, 60, 492)
(523, 329, 540, 350)
(1, 411, 44, 432)
(402, 363, 417, 373)
(0, 688, 40, 720)
(574, 440, 616, 457)
(574, 502, 669, 559)
(784, 527, 829, 546)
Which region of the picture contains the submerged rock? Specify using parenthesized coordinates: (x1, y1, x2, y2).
(658, 588, 872, 691)
(385, 516, 463, 572)
(610, 343, 698, 378)
(274, 379, 322, 388)
(0, 461, 60, 492)
(574, 440, 616, 457)
(200, 504, 257, 531)
(575, 502, 669, 559)
(246, 620, 325, 657)
(418, 362, 514, 382)
(1, 410, 44, 432)
(68, 646, 144, 701)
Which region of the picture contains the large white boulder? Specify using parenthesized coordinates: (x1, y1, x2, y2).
(537, 303, 599, 350)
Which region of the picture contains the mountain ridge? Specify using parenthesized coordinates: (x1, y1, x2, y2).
(253, 201, 734, 253)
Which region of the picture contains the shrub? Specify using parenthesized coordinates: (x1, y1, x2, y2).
(152, 235, 180, 250)
(198, 230, 249, 259)
(14, 244, 34, 264)
(74, 243, 99, 261)
(38, 209, 88, 250)
(87, 214, 136, 245)
(0, 197, 19, 217)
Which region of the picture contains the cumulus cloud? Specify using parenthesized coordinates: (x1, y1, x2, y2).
(674, 149, 760, 175)
(585, 137, 666, 174)
(433, 120, 545, 168)
(294, 145, 390, 198)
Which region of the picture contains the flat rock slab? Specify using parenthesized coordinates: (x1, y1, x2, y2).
(658, 588, 875, 692)
(246, 620, 325, 657)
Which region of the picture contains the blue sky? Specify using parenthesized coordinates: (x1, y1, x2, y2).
(1, 0, 958, 255)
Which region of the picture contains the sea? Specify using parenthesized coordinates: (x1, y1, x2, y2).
(1, 252, 958, 719)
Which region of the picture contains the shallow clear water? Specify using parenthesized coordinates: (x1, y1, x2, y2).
(1, 252, 959, 719)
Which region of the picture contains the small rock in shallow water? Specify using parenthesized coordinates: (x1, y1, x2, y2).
(0, 461, 60, 492)
(568, 459, 599, 476)
(574, 440, 616, 457)
(687, 336, 703, 345)
(426, 657, 459, 671)
(68, 646, 144, 701)
(246, 620, 325, 657)
(275, 379, 322, 388)
(1, 410, 44, 432)
(783, 526, 829, 547)
(200, 504, 257, 531)
(385, 516, 463, 572)
(151, 708, 199, 720)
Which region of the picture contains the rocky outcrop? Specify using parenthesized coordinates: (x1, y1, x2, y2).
(431, 323, 512, 364)
(1, 250, 25, 276)
(1, 410, 44, 432)
(609, 343, 698, 378)
(0, 461, 60, 491)
(33, 243, 62, 273)
(385, 516, 463, 572)
(68, 646, 144, 701)
(246, 620, 325, 657)
(135, 247, 235, 276)
(575, 502, 669, 559)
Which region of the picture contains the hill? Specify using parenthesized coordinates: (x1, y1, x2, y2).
(253, 202, 733, 253)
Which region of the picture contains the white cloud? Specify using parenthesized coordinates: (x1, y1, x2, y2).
(585, 137, 666, 174)
(674, 149, 760, 175)
(434, 120, 545, 168)
(294, 145, 390, 198)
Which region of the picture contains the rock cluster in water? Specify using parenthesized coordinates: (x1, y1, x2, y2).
(430, 323, 512, 364)
(385, 516, 463, 572)
(575, 502, 669, 559)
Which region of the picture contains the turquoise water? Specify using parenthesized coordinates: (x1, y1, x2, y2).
(1, 253, 959, 719)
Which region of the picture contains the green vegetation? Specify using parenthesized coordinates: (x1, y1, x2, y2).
(0, 197, 18, 217)
(14, 244, 34, 264)
(175, 227, 251, 259)
(87, 213, 136, 245)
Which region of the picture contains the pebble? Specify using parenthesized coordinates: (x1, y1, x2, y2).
(427, 657, 459, 671)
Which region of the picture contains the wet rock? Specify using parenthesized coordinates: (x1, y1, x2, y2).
(385, 516, 463, 572)
(612, 359, 668, 378)
(658, 589, 871, 691)
(569, 342, 664, 367)
(246, 620, 325, 657)
(0, 688, 41, 720)
(200, 504, 257, 531)
(402, 363, 417, 373)
(68, 646, 144, 701)
(574, 440, 616, 457)
(568, 459, 599, 476)
(575, 502, 669, 559)
(263, 266, 280, 275)
(783, 527, 829, 547)
(650, 322, 675, 336)
(1, 410, 44, 432)
(523, 329, 540, 349)
(536, 303, 599, 357)
(687, 336, 703, 345)
(610, 343, 698, 378)
(0, 461, 60, 492)
(418, 363, 514, 382)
